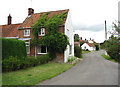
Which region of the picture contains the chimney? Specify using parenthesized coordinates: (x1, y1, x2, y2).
(8, 14, 12, 25)
(28, 8, 34, 16)
(80, 37, 82, 40)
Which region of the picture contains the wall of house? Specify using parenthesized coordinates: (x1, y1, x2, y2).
(81, 43, 95, 51)
(64, 11, 74, 63)
(81, 43, 90, 50)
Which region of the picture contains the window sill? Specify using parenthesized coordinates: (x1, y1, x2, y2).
(24, 35, 30, 37)
(38, 35, 45, 36)
(37, 53, 47, 54)
(27, 52, 30, 54)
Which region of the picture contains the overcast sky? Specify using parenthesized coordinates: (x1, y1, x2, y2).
(0, 0, 119, 43)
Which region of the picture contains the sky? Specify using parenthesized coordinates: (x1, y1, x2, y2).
(0, 0, 119, 43)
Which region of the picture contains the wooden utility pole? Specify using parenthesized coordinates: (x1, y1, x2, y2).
(105, 20, 107, 40)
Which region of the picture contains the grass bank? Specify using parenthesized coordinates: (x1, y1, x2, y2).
(101, 54, 118, 63)
(2, 62, 73, 86)
(82, 50, 91, 54)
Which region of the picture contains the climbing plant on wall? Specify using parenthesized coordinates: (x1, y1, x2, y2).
(31, 11, 69, 59)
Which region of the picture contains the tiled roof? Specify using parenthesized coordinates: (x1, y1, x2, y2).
(19, 9, 69, 29)
(80, 40, 88, 43)
(80, 40, 85, 42)
(87, 43, 95, 47)
(2, 24, 21, 37)
(1, 9, 69, 38)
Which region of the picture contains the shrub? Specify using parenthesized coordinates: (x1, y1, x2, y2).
(68, 56, 77, 63)
(101, 35, 120, 62)
(2, 38, 27, 60)
(2, 56, 22, 71)
(107, 44, 119, 61)
(2, 54, 50, 72)
(80, 42, 84, 46)
(95, 44, 99, 51)
(74, 45, 82, 58)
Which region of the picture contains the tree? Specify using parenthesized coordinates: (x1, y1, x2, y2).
(95, 43, 99, 51)
(74, 45, 82, 58)
(74, 34, 79, 41)
(80, 42, 84, 46)
(103, 21, 120, 62)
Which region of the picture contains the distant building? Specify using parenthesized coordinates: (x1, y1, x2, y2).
(81, 43, 96, 51)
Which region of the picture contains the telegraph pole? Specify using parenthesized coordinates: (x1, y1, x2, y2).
(105, 20, 107, 40)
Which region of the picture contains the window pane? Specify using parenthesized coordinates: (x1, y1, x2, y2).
(38, 29, 41, 36)
(41, 46, 46, 53)
(41, 28, 45, 35)
(37, 46, 41, 53)
(25, 30, 30, 36)
(38, 28, 45, 36)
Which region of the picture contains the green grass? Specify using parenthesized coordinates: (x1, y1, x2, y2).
(82, 50, 91, 54)
(2, 62, 73, 86)
(101, 54, 118, 63)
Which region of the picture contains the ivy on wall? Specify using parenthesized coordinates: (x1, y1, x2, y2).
(31, 11, 69, 59)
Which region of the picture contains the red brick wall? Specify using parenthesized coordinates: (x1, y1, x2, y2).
(58, 26, 64, 33)
(19, 26, 65, 61)
(56, 52, 64, 60)
(18, 28, 34, 39)
(30, 46, 35, 56)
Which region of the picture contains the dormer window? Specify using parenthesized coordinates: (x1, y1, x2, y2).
(38, 28, 45, 36)
(24, 30, 30, 36)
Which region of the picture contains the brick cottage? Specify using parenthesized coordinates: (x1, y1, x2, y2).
(1, 8, 74, 63)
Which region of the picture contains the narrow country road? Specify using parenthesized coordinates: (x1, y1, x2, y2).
(38, 50, 118, 85)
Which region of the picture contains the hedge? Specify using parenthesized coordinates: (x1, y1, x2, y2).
(95, 44, 99, 51)
(2, 38, 27, 60)
(74, 45, 82, 58)
(2, 54, 50, 72)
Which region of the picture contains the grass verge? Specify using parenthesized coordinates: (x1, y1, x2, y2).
(101, 54, 118, 63)
(82, 50, 91, 54)
(2, 62, 73, 86)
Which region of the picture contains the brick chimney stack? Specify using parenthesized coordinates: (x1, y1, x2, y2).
(8, 14, 12, 25)
(80, 37, 82, 40)
(28, 8, 34, 16)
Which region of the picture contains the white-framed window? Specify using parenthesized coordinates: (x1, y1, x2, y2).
(37, 46, 47, 54)
(38, 28, 45, 36)
(26, 46, 30, 54)
(24, 30, 30, 36)
(25, 40, 30, 54)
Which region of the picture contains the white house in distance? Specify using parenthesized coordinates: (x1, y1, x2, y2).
(81, 38, 96, 51)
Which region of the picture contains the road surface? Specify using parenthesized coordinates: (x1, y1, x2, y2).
(38, 50, 118, 85)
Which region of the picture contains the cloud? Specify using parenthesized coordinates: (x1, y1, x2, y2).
(74, 24, 104, 32)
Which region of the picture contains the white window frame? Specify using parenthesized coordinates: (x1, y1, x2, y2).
(26, 45, 30, 54)
(38, 28, 45, 36)
(25, 40, 30, 54)
(37, 46, 47, 54)
(24, 30, 30, 36)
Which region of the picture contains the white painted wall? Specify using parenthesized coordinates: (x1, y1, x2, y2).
(81, 43, 95, 51)
(64, 10, 74, 63)
(88, 40, 93, 43)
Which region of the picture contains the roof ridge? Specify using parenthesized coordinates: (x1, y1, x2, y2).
(34, 9, 69, 15)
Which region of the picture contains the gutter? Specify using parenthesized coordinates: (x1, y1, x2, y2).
(18, 25, 65, 30)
